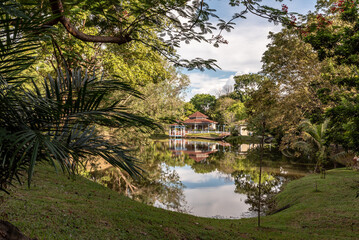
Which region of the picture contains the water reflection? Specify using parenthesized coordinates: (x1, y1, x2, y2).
(168, 139, 258, 160)
(169, 139, 219, 162)
(164, 166, 253, 218)
(85, 139, 313, 219)
(84, 143, 188, 213)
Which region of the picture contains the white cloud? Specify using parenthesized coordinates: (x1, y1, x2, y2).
(178, 0, 318, 101)
(178, 15, 281, 73)
(184, 71, 243, 101)
(173, 166, 231, 184)
(179, 14, 282, 101)
(184, 73, 231, 101)
(184, 185, 252, 218)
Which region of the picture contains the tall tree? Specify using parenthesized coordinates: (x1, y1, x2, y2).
(0, 4, 158, 191)
(244, 26, 339, 149)
(182, 102, 197, 118)
(189, 93, 216, 116)
(128, 65, 189, 124)
(303, 0, 359, 152)
(283, 119, 330, 171)
(212, 97, 246, 127)
(8, 0, 299, 70)
(261, 28, 329, 148)
(233, 73, 264, 103)
(0, 0, 302, 190)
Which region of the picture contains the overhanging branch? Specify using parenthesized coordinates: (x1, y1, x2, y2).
(48, 0, 132, 45)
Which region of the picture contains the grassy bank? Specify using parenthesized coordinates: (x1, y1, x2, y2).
(0, 165, 358, 239)
(185, 133, 224, 138)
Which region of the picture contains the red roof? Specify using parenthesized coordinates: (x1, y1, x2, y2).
(183, 118, 217, 124)
(169, 121, 184, 126)
(188, 111, 208, 119)
(170, 112, 217, 126)
(170, 150, 218, 162)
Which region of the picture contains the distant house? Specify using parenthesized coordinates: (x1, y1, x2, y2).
(237, 120, 251, 136)
(182, 112, 217, 131)
(169, 111, 219, 137)
(168, 111, 250, 137)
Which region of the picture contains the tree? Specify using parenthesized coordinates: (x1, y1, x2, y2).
(303, 0, 359, 152)
(283, 119, 330, 172)
(245, 79, 277, 131)
(182, 102, 197, 118)
(127, 65, 189, 124)
(32, 29, 175, 87)
(212, 97, 246, 127)
(213, 97, 236, 124)
(0, 5, 158, 192)
(0, 0, 300, 191)
(6, 0, 299, 71)
(233, 73, 265, 103)
(189, 93, 216, 116)
(259, 28, 332, 149)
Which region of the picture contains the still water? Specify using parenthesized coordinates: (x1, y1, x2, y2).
(87, 139, 313, 219)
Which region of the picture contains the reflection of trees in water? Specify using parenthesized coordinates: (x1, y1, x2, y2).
(184, 147, 256, 175)
(231, 145, 303, 214)
(86, 141, 188, 213)
(178, 142, 305, 214)
(232, 170, 284, 213)
(84, 140, 310, 216)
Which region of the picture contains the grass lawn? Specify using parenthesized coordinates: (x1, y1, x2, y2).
(0, 165, 358, 239)
(185, 133, 223, 138)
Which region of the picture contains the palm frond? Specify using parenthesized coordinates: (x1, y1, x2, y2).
(0, 5, 52, 83)
(0, 3, 159, 192)
(1, 65, 160, 191)
(331, 150, 355, 166)
(293, 140, 312, 155)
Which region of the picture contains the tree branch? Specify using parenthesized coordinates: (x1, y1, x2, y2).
(47, 0, 132, 45)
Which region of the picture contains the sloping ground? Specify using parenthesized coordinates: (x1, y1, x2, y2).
(0, 165, 358, 239)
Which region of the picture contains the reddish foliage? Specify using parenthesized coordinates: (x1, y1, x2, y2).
(281, 4, 288, 13)
(331, 0, 355, 13)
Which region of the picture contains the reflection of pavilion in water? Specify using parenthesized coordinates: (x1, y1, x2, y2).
(168, 139, 258, 162)
(169, 139, 220, 162)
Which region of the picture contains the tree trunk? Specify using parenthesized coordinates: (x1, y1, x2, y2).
(0, 220, 36, 240)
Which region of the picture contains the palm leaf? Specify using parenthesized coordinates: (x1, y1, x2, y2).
(0, 3, 159, 192)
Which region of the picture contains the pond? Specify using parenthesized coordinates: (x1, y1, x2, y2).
(86, 139, 313, 219)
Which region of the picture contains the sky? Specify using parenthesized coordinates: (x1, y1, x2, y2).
(178, 0, 318, 101)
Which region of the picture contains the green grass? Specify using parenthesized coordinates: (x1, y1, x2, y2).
(1, 165, 358, 239)
(185, 133, 223, 138)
